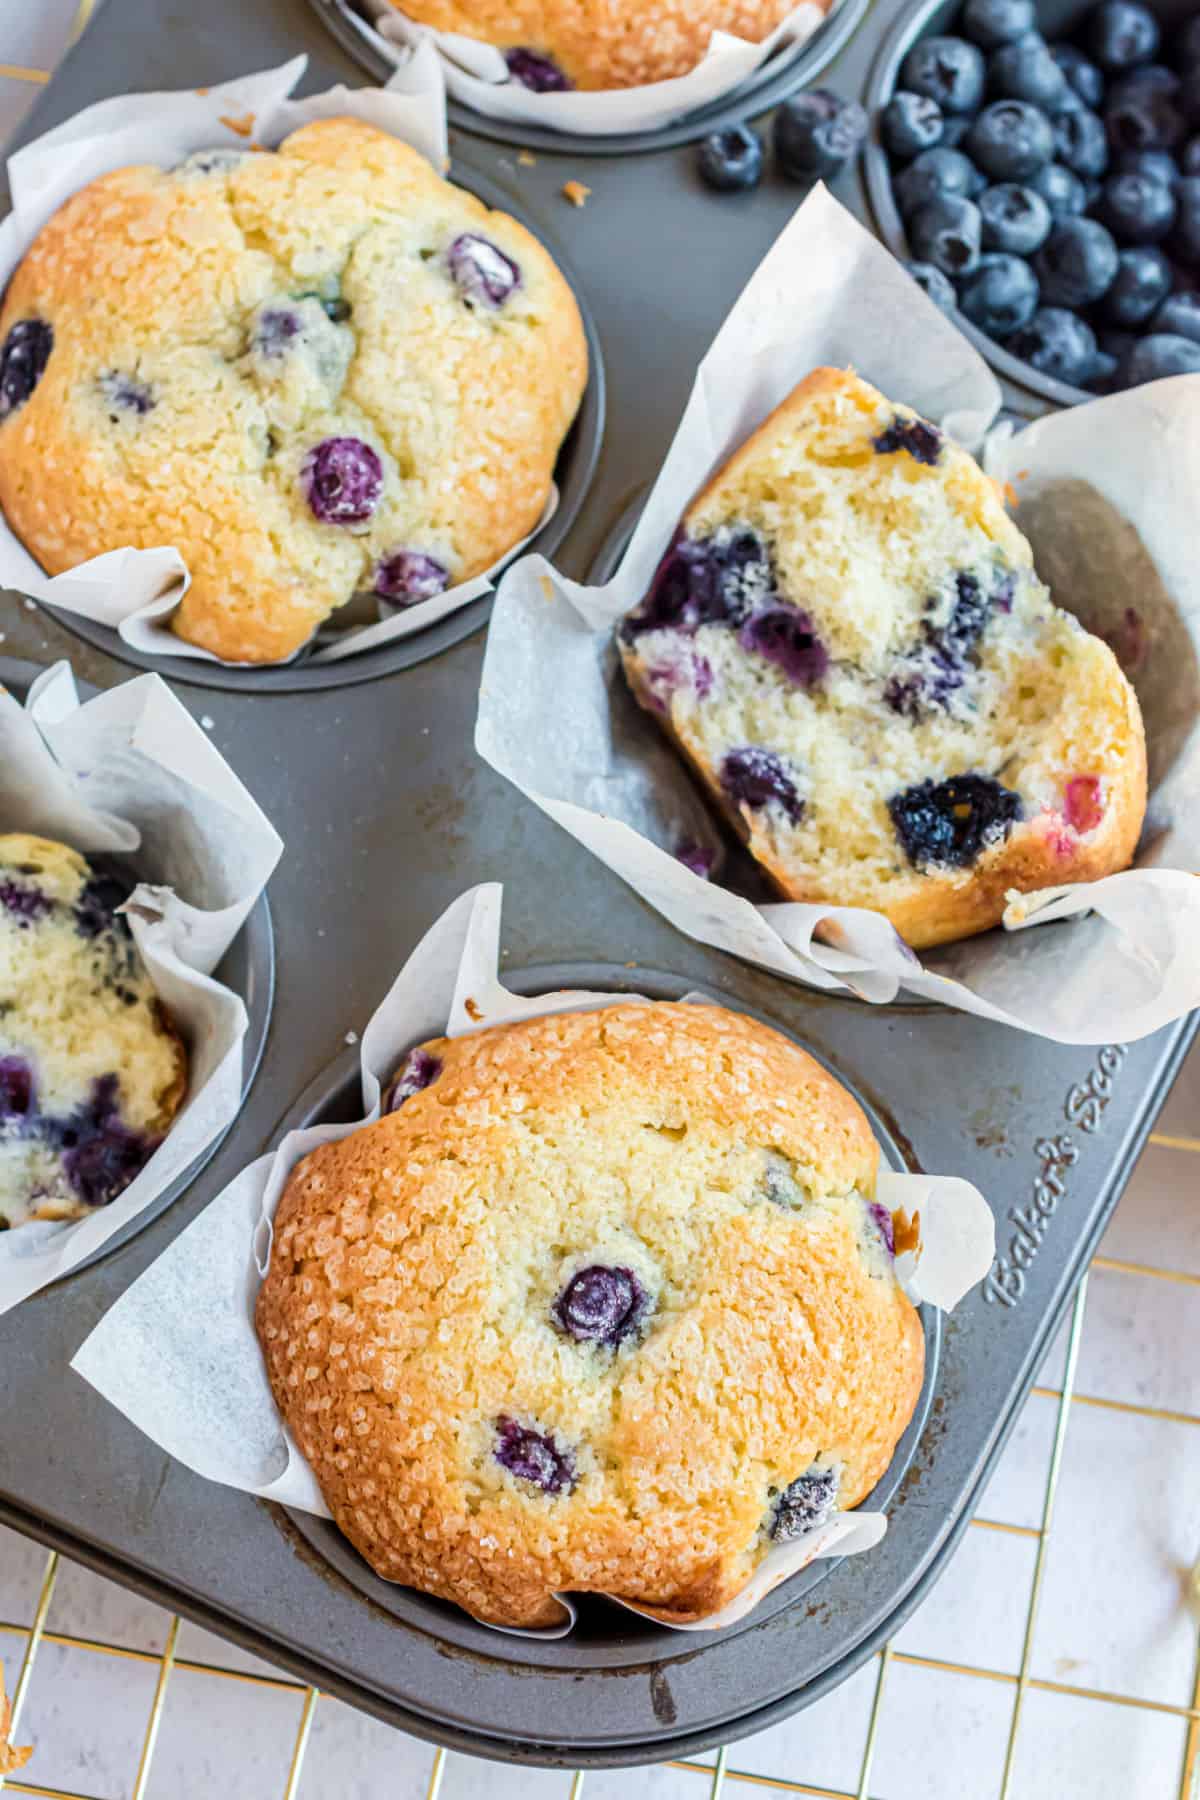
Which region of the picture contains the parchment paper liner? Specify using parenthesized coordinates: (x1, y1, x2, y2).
(0, 55, 561, 668)
(0, 661, 282, 1312)
(72, 882, 995, 1638)
(476, 184, 1200, 1046)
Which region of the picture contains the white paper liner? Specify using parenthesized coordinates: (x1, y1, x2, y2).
(364, 0, 831, 136)
(0, 661, 283, 1312)
(476, 184, 1200, 1046)
(0, 54, 560, 667)
(72, 881, 994, 1638)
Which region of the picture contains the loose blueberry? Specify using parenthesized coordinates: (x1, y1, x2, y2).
(1151, 289, 1200, 341)
(384, 1048, 442, 1113)
(1176, 15, 1200, 69)
(1181, 137, 1200, 174)
(867, 1200, 896, 1255)
(300, 437, 383, 526)
(774, 90, 868, 180)
(447, 233, 521, 307)
(1034, 216, 1119, 304)
(1085, 347, 1123, 391)
(1105, 83, 1184, 150)
(0, 879, 51, 926)
(1064, 774, 1105, 832)
(958, 252, 1041, 336)
(373, 549, 449, 604)
(1053, 104, 1110, 176)
(698, 124, 764, 193)
(882, 91, 945, 158)
(905, 259, 958, 311)
(1108, 64, 1179, 104)
(1098, 168, 1178, 239)
(940, 114, 972, 147)
(553, 1265, 648, 1346)
(1086, 1, 1160, 71)
(966, 100, 1056, 179)
(1051, 45, 1105, 108)
(889, 772, 1022, 868)
(979, 181, 1053, 252)
(0, 319, 52, 419)
(894, 146, 985, 215)
(1114, 146, 1182, 184)
(872, 414, 945, 463)
(988, 35, 1068, 110)
(504, 47, 572, 91)
(720, 748, 806, 826)
(908, 194, 984, 276)
(493, 1417, 576, 1494)
(738, 607, 829, 687)
(900, 37, 987, 112)
(1030, 160, 1089, 214)
(1102, 245, 1174, 322)
(0, 1056, 33, 1120)
(1171, 175, 1200, 263)
(963, 0, 1035, 50)
(771, 1466, 839, 1539)
(620, 528, 774, 640)
(1122, 331, 1200, 379)
(1009, 305, 1100, 382)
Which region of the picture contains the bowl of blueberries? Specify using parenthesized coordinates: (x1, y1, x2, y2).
(865, 0, 1200, 402)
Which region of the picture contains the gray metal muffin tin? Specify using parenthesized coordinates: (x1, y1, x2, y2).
(0, 0, 1195, 1768)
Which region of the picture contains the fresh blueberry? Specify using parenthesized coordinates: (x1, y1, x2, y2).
(738, 607, 829, 687)
(1180, 69, 1200, 130)
(774, 89, 868, 180)
(872, 415, 945, 462)
(1085, 347, 1122, 390)
(300, 437, 383, 526)
(1182, 136, 1200, 174)
(1053, 104, 1109, 175)
(74, 871, 127, 939)
(621, 527, 774, 640)
(0, 879, 51, 926)
(882, 91, 945, 158)
(908, 194, 984, 276)
(504, 47, 572, 90)
(900, 37, 987, 112)
(1176, 15, 1200, 68)
(1102, 245, 1173, 321)
(0, 1056, 33, 1120)
(1122, 331, 1200, 379)
(1105, 83, 1184, 150)
(1051, 44, 1105, 108)
(98, 371, 155, 416)
(373, 549, 449, 604)
(1086, 1, 1160, 71)
(1151, 288, 1200, 341)
(770, 1466, 839, 1539)
(958, 252, 1040, 336)
(1099, 326, 1137, 363)
(905, 259, 958, 311)
(867, 1200, 896, 1255)
(553, 1265, 648, 1347)
(1114, 146, 1182, 184)
(1030, 160, 1088, 214)
(1170, 175, 1200, 263)
(894, 146, 985, 215)
(720, 748, 806, 826)
(940, 113, 972, 146)
(493, 1418, 576, 1494)
(963, 0, 1035, 49)
(384, 1048, 442, 1113)
(1108, 64, 1179, 103)
(1009, 305, 1100, 383)
(447, 234, 521, 307)
(1034, 216, 1119, 303)
(889, 772, 1022, 868)
(979, 181, 1053, 251)
(0, 319, 52, 419)
(698, 124, 764, 192)
(988, 35, 1069, 110)
(966, 100, 1056, 178)
(1098, 168, 1177, 239)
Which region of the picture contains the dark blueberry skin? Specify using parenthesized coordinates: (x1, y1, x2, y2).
(872, 415, 944, 463)
(1087, 1, 1160, 72)
(1009, 305, 1099, 383)
(493, 1418, 576, 1495)
(988, 36, 1069, 111)
(720, 748, 806, 826)
(698, 125, 765, 193)
(1172, 176, 1200, 263)
(1182, 137, 1200, 174)
(1122, 331, 1200, 378)
(905, 259, 958, 311)
(373, 549, 449, 604)
(1115, 146, 1182, 184)
(99, 371, 155, 416)
(888, 773, 1022, 869)
(882, 91, 945, 158)
(1085, 347, 1122, 390)
(1151, 289, 1200, 342)
(0, 1056, 34, 1120)
(383, 1048, 442, 1113)
(0, 879, 51, 926)
(1184, 69, 1200, 129)
(1051, 45, 1105, 109)
(979, 181, 1053, 252)
(774, 90, 868, 180)
(301, 437, 383, 526)
(940, 113, 972, 147)
(1102, 246, 1173, 323)
(621, 528, 773, 641)
(74, 871, 128, 939)
(894, 147, 985, 216)
(1098, 169, 1177, 240)
(908, 194, 983, 277)
(504, 47, 572, 91)
(1106, 83, 1184, 151)
(553, 1265, 648, 1347)
(1053, 105, 1110, 176)
(738, 607, 829, 687)
(48, 1074, 155, 1210)
(1034, 216, 1119, 304)
(1030, 160, 1089, 215)
(900, 37, 987, 113)
(770, 1466, 839, 1540)
(966, 100, 1056, 179)
(963, 0, 1035, 50)
(1177, 14, 1200, 69)
(0, 319, 52, 419)
(958, 252, 1040, 336)
(867, 1200, 896, 1255)
(447, 233, 521, 307)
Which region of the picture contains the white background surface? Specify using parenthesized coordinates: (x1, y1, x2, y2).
(2, 7, 1200, 1797)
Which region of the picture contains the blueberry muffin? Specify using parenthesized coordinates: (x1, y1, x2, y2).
(390, 1, 816, 90)
(0, 834, 187, 1229)
(256, 1002, 923, 1629)
(618, 367, 1146, 951)
(0, 119, 588, 663)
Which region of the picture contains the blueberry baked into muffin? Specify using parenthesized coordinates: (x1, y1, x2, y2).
(0, 119, 587, 663)
(256, 1002, 923, 1628)
(618, 367, 1146, 951)
(0, 834, 186, 1229)
(389, 1, 818, 90)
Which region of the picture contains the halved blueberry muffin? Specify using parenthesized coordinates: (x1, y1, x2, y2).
(256, 1002, 923, 1629)
(618, 367, 1146, 950)
(0, 834, 186, 1229)
(0, 119, 587, 662)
